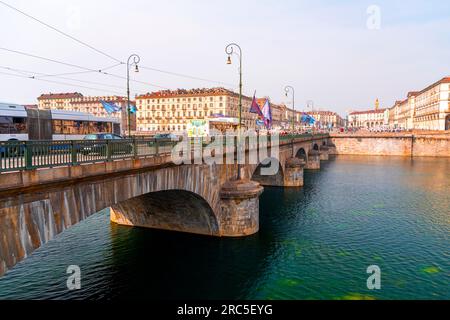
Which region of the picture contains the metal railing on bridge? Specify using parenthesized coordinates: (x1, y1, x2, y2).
(0, 133, 328, 172)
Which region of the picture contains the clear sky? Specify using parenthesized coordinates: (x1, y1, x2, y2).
(0, 0, 449, 116)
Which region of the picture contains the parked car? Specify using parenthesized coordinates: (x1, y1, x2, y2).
(80, 134, 133, 156)
(153, 133, 179, 140)
(149, 133, 180, 148)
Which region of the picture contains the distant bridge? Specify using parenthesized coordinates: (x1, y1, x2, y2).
(0, 134, 334, 276)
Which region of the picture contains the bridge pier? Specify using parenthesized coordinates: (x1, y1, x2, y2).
(305, 149, 321, 170)
(283, 157, 305, 187)
(219, 179, 264, 237)
(327, 142, 337, 155)
(319, 145, 329, 161)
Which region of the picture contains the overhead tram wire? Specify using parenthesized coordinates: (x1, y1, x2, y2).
(0, 71, 124, 95)
(0, 65, 127, 91)
(35, 62, 123, 79)
(0, 47, 105, 72)
(0, 47, 169, 90)
(138, 65, 235, 87)
(0, 0, 122, 64)
(0, 2, 235, 88)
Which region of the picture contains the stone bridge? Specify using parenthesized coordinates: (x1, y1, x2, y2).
(0, 134, 333, 276)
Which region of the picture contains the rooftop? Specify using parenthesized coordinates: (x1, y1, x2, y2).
(38, 92, 84, 100)
(136, 87, 251, 100)
(307, 110, 340, 116)
(349, 109, 386, 115)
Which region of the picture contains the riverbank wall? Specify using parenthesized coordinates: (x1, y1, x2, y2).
(329, 133, 450, 157)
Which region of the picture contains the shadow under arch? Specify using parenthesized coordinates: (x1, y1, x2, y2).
(312, 143, 319, 151)
(251, 157, 284, 186)
(111, 190, 219, 236)
(295, 148, 307, 161)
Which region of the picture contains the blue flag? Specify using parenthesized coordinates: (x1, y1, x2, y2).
(101, 100, 121, 114)
(256, 119, 265, 126)
(100, 100, 114, 114)
(129, 104, 137, 114)
(301, 113, 316, 125)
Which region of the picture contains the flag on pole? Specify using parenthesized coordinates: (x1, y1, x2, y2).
(249, 92, 264, 119)
(301, 113, 316, 125)
(261, 98, 272, 129)
(100, 100, 121, 114)
(129, 104, 137, 114)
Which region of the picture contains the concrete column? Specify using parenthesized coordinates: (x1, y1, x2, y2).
(305, 149, 321, 170)
(219, 179, 264, 237)
(319, 145, 329, 161)
(284, 157, 305, 187)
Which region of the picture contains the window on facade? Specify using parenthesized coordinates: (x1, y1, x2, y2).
(0, 116, 27, 134)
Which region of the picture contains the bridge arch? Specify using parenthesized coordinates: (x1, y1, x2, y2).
(111, 189, 220, 236)
(295, 148, 307, 161)
(251, 157, 284, 186)
(312, 143, 319, 151)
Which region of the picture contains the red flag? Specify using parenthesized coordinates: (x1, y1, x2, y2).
(249, 92, 264, 119)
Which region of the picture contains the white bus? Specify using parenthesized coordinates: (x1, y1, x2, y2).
(0, 102, 121, 142)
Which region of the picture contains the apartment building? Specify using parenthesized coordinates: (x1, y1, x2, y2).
(306, 110, 345, 128)
(383, 77, 450, 130)
(37, 92, 136, 134)
(348, 109, 387, 128)
(135, 88, 257, 133)
(412, 77, 450, 130)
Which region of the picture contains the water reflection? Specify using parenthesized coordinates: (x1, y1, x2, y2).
(0, 155, 448, 300)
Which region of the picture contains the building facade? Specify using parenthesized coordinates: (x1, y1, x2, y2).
(360, 77, 450, 131)
(135, 88, 258, 133)
(306, 110, 345, 128)
(347, 109, 387, 128)
(412, 77, 450, 130)
(37, 93, 136, 134)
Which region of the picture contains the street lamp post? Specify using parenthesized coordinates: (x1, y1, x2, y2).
(225, 43, 243, 180)
(126, 54, 140, 137)
(284, 86, 295, 133)
(307, 100, 314, 132)
(284, 85, 295, 156)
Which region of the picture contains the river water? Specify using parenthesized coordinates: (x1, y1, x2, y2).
(0, 155, 448, 300)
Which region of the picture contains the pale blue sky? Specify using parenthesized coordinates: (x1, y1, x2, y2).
(0, 0, 449, 115)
